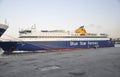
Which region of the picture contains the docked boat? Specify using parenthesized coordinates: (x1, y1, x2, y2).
(0, 26, 114, 54)
(0, 24, 8, 37)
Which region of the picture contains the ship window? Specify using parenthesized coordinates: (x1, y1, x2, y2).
(19, 30, 31, 34)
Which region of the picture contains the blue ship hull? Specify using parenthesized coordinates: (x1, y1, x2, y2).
(0, 28, 6, 37)
(0, 24, 8, 37)
(0, 40, 114, 53)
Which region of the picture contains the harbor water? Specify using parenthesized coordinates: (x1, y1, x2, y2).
(0, 47, 120, 77)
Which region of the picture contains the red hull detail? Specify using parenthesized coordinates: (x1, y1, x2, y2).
(3, 46, 113, 54)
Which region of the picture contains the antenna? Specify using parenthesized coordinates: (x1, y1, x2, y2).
(4, 19, 7, 25)
(31, 24, 36, 29)
(31, 24, 36, 32)
(4, 19, 9, 26)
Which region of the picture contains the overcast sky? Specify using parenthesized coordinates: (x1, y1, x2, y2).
(0, 0, 120, 38)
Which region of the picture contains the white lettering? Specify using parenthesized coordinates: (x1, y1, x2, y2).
(88, 42, 98, 45)
(70, 42, 78, 46)
(80, 42, 86, 45)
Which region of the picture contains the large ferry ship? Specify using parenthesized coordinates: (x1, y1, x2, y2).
(0, 26, 114, 54)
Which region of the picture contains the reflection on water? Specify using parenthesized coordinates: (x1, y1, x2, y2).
(115, 44, 120, 47)
(0, 48, 4, 55)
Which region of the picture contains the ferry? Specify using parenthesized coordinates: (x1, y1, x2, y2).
(0, 25, 114, 54)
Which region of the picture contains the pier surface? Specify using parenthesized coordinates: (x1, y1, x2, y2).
(0, 47, 120, 77)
